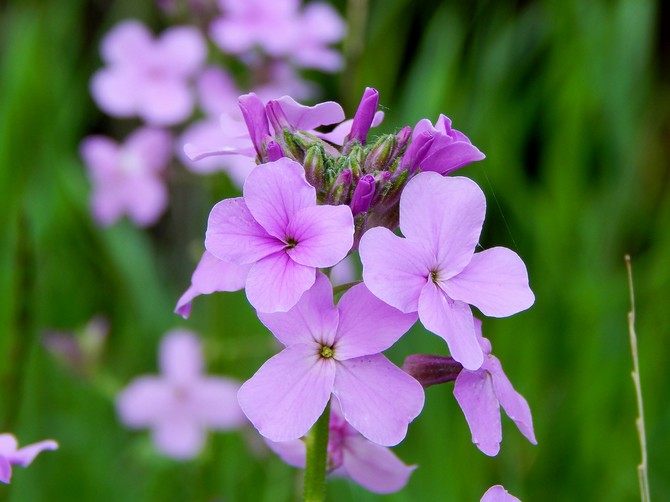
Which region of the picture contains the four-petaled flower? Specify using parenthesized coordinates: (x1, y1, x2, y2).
(0, 434, 58, 484)
(116, 330, 246, 460)
(238, 272, 424, 446)
(360, 172, 534, 370)
(266, 400, 415, 494)
(205, 158, 354, 312)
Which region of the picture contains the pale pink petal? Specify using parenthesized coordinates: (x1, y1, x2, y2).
(0, 456, 10, 483)
(487, 356, 537, 445)
(453, 370, 501, 456)
(100, 20, 152, 64)
(334, 283, 417, 359)
(333, 355, 424, 446)
(175, 286, 198, 319)
(152, 416, 205, 460)
(257, 272, 338, 346)
(189, 378, 247, 429)
(10, 440, 58, 467)
(90, 68, 139, 117)
(400, 174, 486, 279)
(243, 158, 315, 239)
(238, 344, 336, 442)
(274, 96, 345, 130)
(159, 330, 203, 383)
(116, 377, 174, 427)
(286, 205, 354, 267)
(125, 128, 172, 173)
(196, 67, 240, 116)
(205, 198, 284, 264)
(360, 227, 430, 313)
(418, 282, 483, 371)
(245, 251, 315, 313)
(191, 251, 251, 294)
(80, 136, 119, 181)
(343, 435, 415, 494)
(330, 255, 356, 286)
(90, 185, 125, 226)
(481, 484, 522, 502)
(442, 247, 535, 317)
(124, 176, 168, 227)
(265, 438, 306, 468)
(138, 79, 193, 126)
(0, 435, 17, 456)
(157, 26, 206, 76)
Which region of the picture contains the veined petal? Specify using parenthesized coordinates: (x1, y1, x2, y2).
(399, 174, 485, 279)
(116, 377, 174, 427)
(360, 227, 430, 313)
(286, 205, 354, 267)
(9, 440, 58, 467)
(334, 283, 417, 359)
(159, 330, 203, 383)
(152, 416, 204, 460)
(486, 356, 537, 445)
(418, 282, 483, 371)
(238, 344, 336, 442)
(243, 158, 316, 239)
(191, 251, 251, 294)
(245, 252, 316, 313)
(442, 247, 535, 317)
(343, 436, 415, 494)
(258, 272, 338, 347)
(333, 355, 424, 446)
(421, 141, 486, 175)
(205, 198, 284, 264)
(453, 370, 501, 457)
(274, 96, 345, 130)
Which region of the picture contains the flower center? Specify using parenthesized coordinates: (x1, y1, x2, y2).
(320, 345, 334, 358)
(430, 269, 440, 284)
(285, 237, 298, 249)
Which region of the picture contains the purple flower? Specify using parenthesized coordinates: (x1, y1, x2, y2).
(0, 434, 58, 484)
(288, 3, 346, 72)
(237, 273, 423, 445)
(266, 401, 415, 494)
(360, 172, 534, 370)
(205, 158, 354, 312)
(454, 320, 536, 456)
(347, 87, 379, 145)
(481, 485, 522, 502)
(175, 251, 252, 319)
(116, 330, 246, 460)
(400, 115, 485, 175)
(350, 174, 376, 216)
(91, 20, 206, 125)
(80, 128, 171, 227)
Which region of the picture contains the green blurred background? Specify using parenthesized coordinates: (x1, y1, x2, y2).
(1, 0, 668, 500)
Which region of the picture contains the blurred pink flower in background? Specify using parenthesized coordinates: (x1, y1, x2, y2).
(480, 484, 522, 502)
(0, 434, 58, 484)
(91, 20, 206, 125)
(80, 128, 172, 227)
(116, 330, 246, 460)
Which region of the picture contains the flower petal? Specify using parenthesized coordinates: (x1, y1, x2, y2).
(159, 330, 203, 383)
(400, 174, 485, 279)
(265, 438, 306, 468)
(10, 440, 58, 467)
(152, 416, 205, 460)
(243, 158, 316, 239)
(0, 435, 18, 456)
(442, 247, 535, 317)
(138, 79, 193, 126)
(191, 251, 251, 294)
(0, 456, 11, 484)
(238, 344, 336, 442)
(480, 484, 522, 502)
(257, 272, 338, 346)
(124, 176, 168, 227)
(333, 355, 424, 446)
(286, 205, 354, 267)
(453, 369, 501, 456)
(418, 282, 483, 370)
(116, 376, 173, 427)
(360, 227, 430, 313)
(157, 26, 206, 76)
(274, 96, 345, 130)
(343, 435, 415, 494)
(486, 356, 537, 445)
(79, 136, 119, 181)
(334, 283, 417, 359)
(100, 20, 151, 64)
(205, 197, 284, 264)
(189, 378, 247, 429)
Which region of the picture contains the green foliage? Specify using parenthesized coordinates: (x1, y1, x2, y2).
(1, 0, 668, 500)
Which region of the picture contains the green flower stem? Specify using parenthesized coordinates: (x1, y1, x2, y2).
(303, 400, 331, 502)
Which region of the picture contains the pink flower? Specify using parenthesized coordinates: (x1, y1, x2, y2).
(0, 434, 58, 484)
(238, 273, 423, 446)
(116, 330, 246, 460)
(175, 251, 252, 319)
(360, 172, 534, 370)
(91, 20, 206, 125)
(481, 485, 522, 502)
(80, 128, 171, 227)
(204, 158, 354, 312)
(266, 401, 415, 494)
(453, 320, 536, 456)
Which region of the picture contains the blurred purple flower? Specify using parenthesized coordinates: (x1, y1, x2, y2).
(238, 273, 423, 446)
(175, 251, 252, 318)
(266, 400, 415, 494)
(454, 320, 536, 456)
(205, 158, 354, 312)
(80, 128, 171, 227)
(481, 485, 522, 502)
(91, 20, 206, 125)
(360, 173, 534, 371)
(42, 316, 109, 377)
(0, 434, 58, 484)
(116, 330, 246, 460)
(400, 114, 485, 175)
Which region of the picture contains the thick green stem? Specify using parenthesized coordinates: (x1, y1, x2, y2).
(303, 400, 331, 502)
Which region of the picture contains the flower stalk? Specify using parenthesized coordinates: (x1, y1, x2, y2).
(303, 400, 331, 502)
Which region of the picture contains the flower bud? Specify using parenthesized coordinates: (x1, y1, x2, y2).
(266, 141, 285, 161)
(402, 354, 463, 388)
(363, 134, 397, 173)
(303, 143, 326, 192)
(327, 169, 352, 205)
(350, 174, 376, 216)
(346, 87, 379, 147)
(265, 100, 291, 134)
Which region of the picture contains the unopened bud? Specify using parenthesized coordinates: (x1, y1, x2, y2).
(266, 141, 285, 161)
(363, 134, 397, 173)
(328, 169, 352, 205)
(350, 174, 376, 216)
(303, 144, 326, 192)
(346, 87, 379, 147)
(402, 354, 463, 388)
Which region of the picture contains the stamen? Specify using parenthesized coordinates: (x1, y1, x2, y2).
(320, 346, 334, 358)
